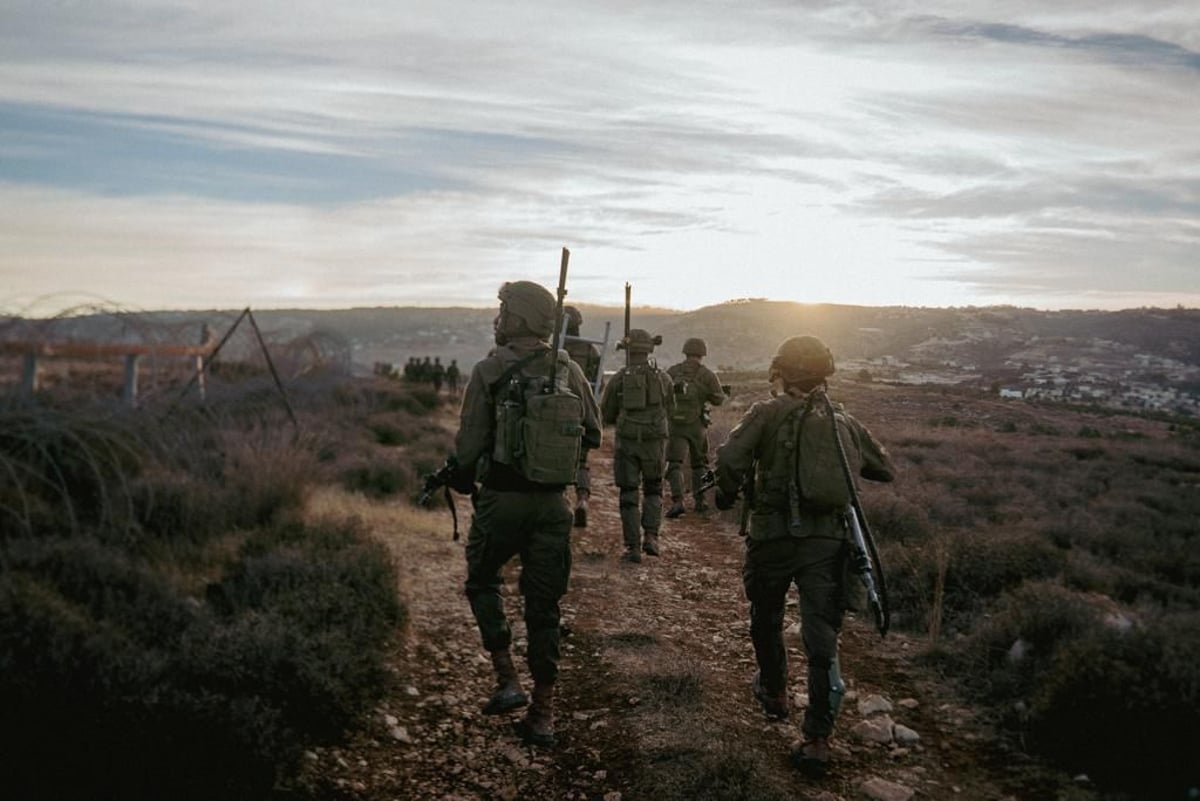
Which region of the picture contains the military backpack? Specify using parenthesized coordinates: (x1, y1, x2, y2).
(491, 349, 585, 484)
(775, 391, 862, 513)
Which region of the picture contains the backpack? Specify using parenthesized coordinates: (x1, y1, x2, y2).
(778, 392, 862, 513)
(670, 377, 704, 423)
(492, 349, 585, 484)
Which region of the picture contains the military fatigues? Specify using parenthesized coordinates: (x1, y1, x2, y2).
(715, 388, 893, 740)
(599, 360, 675, 554)
(665, 358, 726, 507)
(456, 337, 602, 684)
(564, 338, 602, 495)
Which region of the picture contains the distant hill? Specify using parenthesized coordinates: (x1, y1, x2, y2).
(3, 302, 1198, 413)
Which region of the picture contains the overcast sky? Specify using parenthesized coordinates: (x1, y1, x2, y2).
(2, 0, 1198, 314)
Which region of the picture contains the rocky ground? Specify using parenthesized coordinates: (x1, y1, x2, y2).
(298, 433, 1090, 801)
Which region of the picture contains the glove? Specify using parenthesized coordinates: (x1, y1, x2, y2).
(715, 487, 736, 511)
(448, 463, 477, 494)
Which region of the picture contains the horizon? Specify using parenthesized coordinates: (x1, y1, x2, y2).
(3, 2, 1199, 313)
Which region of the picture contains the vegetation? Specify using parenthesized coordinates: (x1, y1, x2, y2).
(0, 374, 450, 800)
(804, 380, 1200, 797)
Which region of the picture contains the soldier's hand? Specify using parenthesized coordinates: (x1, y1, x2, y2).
(715, 487, 737, 511)
(721, 384, 732, 396)
(447, 463, 476, 494)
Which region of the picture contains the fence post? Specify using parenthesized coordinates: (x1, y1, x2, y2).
(123, 354, 142, 407)
(20, 351, 39, 397)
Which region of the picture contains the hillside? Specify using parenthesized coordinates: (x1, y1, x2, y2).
(4, 302, 1198, 415)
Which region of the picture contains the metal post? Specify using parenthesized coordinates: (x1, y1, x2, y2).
(123, 353, 141, 407)
(20, 352, 38, 396)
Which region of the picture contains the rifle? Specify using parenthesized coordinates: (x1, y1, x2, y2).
(820, 389, 890, 636)
(549, 247, 570, 389)
(695, 466, 754, 537)
(845, 504, 886, 635)
(417, 457, 462, 541)
(623, 282, 631, 368)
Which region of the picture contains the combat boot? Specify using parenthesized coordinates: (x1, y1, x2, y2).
(621, 548, 642, 563)
(518, 681, 556, 747)
(790, 737, 831, 779)
(693, 495, 709, 513)
(481, 649, 528, 715)
(753, 671, 790, 720)
(642, 530, 660, 557)
(573, 491, 589, 528)
(665, 498, 686, 518)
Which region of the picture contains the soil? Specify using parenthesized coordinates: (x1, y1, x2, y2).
(299, 425, 1090, 801)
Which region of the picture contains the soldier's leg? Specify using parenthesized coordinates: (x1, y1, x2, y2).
(795, 538, 849, 740)
(516, 493, 573, 746)
(464, 490, 528, 714)
(574, 447, 591, 528)
(690, 428, 711, 511)
(641, 440, 667, 554)
(614, 444, 642, 559)
(743, 538, 797, 710)
(665, 434, 687, 517)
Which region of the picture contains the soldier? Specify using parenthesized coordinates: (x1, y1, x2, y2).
(713, 335, 894, 779)
(445, 359, 461, 397)
(599, 329, 674, 562)
(447, 280, 602, 747)
(563, 305, 602, 527)
(419, 356, 433, 383)
(665, 337, 727, 518)
(431, 356, 446, 393)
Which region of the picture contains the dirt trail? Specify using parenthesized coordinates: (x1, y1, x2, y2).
(305, 435, 1031, 801)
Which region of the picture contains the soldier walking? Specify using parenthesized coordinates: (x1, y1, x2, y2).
(445, 359, 461, 397)
(665, 337, 727, 518)
(431, 356, 446, 393)
(714, 335, 894, 778)
(563, 305, 602, 527)
(599, 329, 674, 562)
(446, 280, 602, 747)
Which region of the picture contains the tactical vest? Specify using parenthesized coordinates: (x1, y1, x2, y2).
(616, 364, 669, 440)
(491, 349, 585, 485)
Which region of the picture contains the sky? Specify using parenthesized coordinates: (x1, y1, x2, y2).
(1, 0, 1198, 315)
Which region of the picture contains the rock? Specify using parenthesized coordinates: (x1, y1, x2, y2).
(893, 723, 921, 745)
(384, 713, 399, 727)
(390, 725, 413, 743)
(603, 792, 622, 801)
(897, 698, 920, 710)
(859, 694, 894, 716)
(405, 685, 420, 696)
(860, 776, 915, 801)
(851, 716, 895, 744)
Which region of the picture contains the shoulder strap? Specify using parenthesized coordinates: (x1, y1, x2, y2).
(488, 348, 549, 394)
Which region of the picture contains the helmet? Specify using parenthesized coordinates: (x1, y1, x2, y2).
(770, 335, 835, 379)
(498, 281, 556, 338)
(619, 328, 662, 353)
(564, 305, 583, 330)
(682, 337, 707, 357)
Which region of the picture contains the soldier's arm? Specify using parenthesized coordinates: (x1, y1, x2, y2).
(453, 363, 493, 472)
(569, 360, 603, 449)
(701, 366, 726, 406)
(850, 414, 896, 483)
(599, 370, 622, 425)
(714, 402, 766, 497)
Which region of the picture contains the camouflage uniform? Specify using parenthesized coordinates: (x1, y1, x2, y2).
(599, 329, 674, 560)
(665, 338, 726, 515)
(563, 305, 603, 527)
(453, 281, 602, 746)
(714, 335, 893, 775)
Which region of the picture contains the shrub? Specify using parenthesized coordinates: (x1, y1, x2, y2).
(0, 518, 402, 801)
(1030, 611, 1200, 797)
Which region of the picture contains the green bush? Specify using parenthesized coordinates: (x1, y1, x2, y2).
(1030, 611, 1200, 797)
(0, 519, 401, 800)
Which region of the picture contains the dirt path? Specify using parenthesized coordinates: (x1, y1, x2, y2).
(303, 436, 1035, 801)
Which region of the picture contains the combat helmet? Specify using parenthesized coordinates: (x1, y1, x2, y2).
(618, 328, 662, 353)
(498, 281, 556, 338)
(682, 337, 707, 357)
(563, 305, 584, 331)
(769, 335, 835, 383)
